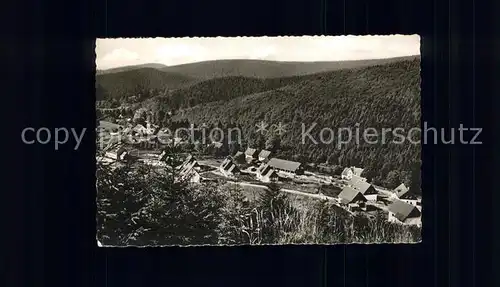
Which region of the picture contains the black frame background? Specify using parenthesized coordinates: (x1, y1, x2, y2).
(5, 0, 496, 286)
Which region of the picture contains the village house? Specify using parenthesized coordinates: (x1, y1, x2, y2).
(232, 151, 246, 163)
(211, 142, 223, 149)
(267, 158, 304, 176)
(341, 166, 365, 181)
(104, 146, 131, 162)
(244, 147, 259, 162)
(391, 183, 419, 206)
(132, 124, 148, 136)
(99, 120, 123, 133)
(219, 157, 240, 177)
(177, 160, 202, 183)
(258, 149, 272, 162)
(145, 121, 159, 135)
(256, 164, 279, 183)
(349, 178, 378, 201)
(338, 186, 367, 211)
(387, 200, 421, 226)
(173, 156, 202, 183)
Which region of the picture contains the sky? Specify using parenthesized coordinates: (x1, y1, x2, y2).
(96, 35, 420, 70)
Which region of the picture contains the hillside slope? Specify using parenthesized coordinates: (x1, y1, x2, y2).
(150, 73, 324, 110)
(161, 56, 420, 79)
(169, 58, 421, 182)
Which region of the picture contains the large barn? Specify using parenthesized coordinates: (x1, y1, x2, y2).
(267, 158, 304, 175)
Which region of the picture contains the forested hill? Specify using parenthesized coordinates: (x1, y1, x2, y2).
(168, 57, 421, 186)
(96, 63, 168, 75)
(96, 68, 197, 101)
(160, 56, 420, 79)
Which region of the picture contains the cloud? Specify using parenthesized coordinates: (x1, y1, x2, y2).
(154, 43, 208, 65)
(96, 35, 420, 69)
(102, 48, 139, 62)
(98, 48, 140, 69)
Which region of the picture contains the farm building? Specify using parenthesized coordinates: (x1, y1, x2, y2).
(391, 184, 419, 206)
(258, 149, 272, 162)
(338, 186, 367, 205)
(341, 166, 365, 180)
(219, 157, 240, 177)
(268, 158, 304, 175)
(349, 179, 378, 201)
(178, 154, 199, 170)
(244, 147, 259, 162)
(387, 200, 421, 225)
(256, 164, 278, 183)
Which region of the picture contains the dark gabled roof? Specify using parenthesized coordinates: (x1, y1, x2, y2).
(388, 200, 421, 222)
(338, 187, 367, 204)
(398, 190, 418, 200)
(220, 157, 239, 173)
(220, 158, 231, 169)
(257, 163, 267, 173)
(258, 164, 276, 177)
(258, 149, 271, 159)
(350, 179, 377, 195)
(245, 147, 259, 157)
(268, 158, 302, 172)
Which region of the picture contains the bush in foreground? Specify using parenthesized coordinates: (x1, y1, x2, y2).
(97, 159, 421, 245)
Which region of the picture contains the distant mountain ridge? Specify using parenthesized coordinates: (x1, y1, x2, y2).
(97, 56, 420, 77)
(97, 63, 168, 75)
(160, 56, 420, 79)
(96, 56, 420, 101)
